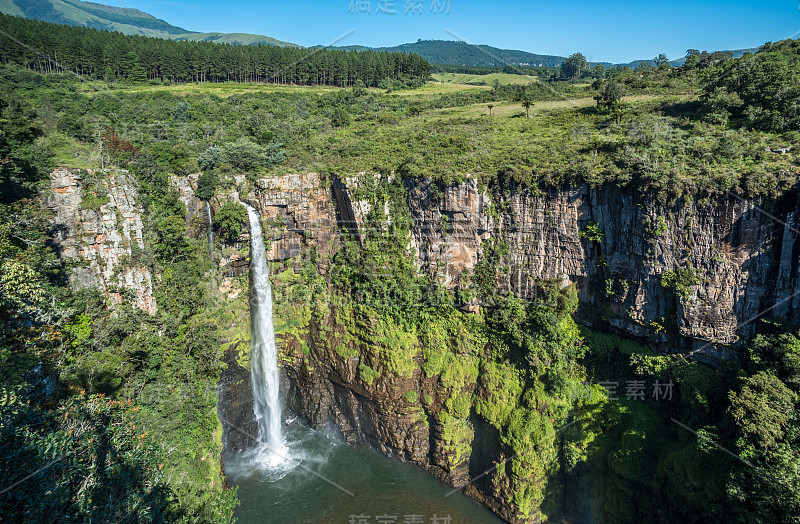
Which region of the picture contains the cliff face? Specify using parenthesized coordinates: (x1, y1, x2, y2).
(402, 179, 800, 352)
(47, 168, 156, 314)
(164, 171, 800, 523)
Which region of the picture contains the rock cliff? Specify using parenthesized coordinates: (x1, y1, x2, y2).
(165, 171, 800, 523)
(402, 179, 800, 352)
(47, 168, 156, 314)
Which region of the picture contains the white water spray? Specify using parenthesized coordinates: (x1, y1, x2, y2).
(205, 201, 214, 260)
(245, 203, 287, 468)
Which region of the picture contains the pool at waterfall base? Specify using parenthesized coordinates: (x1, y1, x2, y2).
(224, 417, 505, 524)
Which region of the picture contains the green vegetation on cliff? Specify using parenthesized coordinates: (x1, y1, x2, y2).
(0, 89, 236, 521)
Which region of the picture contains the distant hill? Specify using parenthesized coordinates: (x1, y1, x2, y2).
(367, 40, 763, 69)
(617, 48, 760, 69)
(0, 0, 298, 46)
(0, 0, 190, 36)
(172, 32, 298, 47)
(339, 40, 572, 68)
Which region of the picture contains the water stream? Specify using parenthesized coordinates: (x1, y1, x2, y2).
(244, 203, 288, 469)
(225, 204, 505, 523)
(205, 201, 214, 260)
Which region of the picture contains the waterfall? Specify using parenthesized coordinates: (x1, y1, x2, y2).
(205, 201, 214, 260)
(244, 203, 287, 467)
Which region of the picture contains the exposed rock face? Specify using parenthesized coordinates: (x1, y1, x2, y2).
(401, 179, 800, 353)
(247, 173, 339, 263)
(282, 313, 475, 488)
(284, 322, 430, 463)
(217, 347, 258, 453)
(172, 172, 338, 274)
(163, 171, 800, 523)
(47, 168, 156, 314)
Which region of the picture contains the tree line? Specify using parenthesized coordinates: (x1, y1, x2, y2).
(0, 13, 430, 87)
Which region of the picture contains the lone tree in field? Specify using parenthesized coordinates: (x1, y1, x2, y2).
(488, 104, 494, 115)
(594, 79, 625, 110)
(521, 97, 533, 118)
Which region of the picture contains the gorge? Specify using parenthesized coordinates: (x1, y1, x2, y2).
(43, 167, 800, 522)
(4, 27, 800, 522)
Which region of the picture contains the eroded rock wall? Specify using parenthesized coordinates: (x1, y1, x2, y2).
(398, 179, 800, 352)
(163, 170, 800, 523)
(47, 168, 156, 314)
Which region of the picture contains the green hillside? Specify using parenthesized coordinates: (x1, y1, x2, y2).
(352, 39, 762, 70)
(1, 0, 190, 36)
(173, 32, 297, 47)
(0, 0, 298, 46)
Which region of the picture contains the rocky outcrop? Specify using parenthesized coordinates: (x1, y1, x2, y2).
(172, 172, 338, 276)
(47, 168, 156, 314)
(398, 179, 800, 353)
(282, 312, 470, 483)
(247, 173, 338, 263)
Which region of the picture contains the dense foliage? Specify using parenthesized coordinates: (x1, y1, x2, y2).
(704, 39, 800, 132)
(0, 13, 430, 87)
(0, 87, 236, 521)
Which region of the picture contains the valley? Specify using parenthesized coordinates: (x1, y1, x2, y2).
(2, 7, 800, 524)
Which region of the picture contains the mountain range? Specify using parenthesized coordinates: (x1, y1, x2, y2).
(0, 0, 760, 67)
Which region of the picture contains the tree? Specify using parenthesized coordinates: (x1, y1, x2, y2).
(703, 43, 800, 131)
(122, 51, 146, 82)
(220, 138, 284, 173)
(521, 97, 533, 118)
(172, 101, 190, 121)
(729, 371, 796, 450)
(560, 53, 588, 80)
(654, 53, 670, 69)
(214, 202, 248, 241)
(195, 171, 218, 201)
(594, 79, 625, 110)
(684, 49, 701, 68)
(331, 105, 351, 127)
(487, 104, 494, 115)
(198, 145, 222, 172)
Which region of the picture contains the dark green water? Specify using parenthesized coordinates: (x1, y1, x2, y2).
(224, 417, 505, 524)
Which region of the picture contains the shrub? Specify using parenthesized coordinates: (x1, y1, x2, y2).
(220, 138, 285, 173)
(661, 266, 700, 297)
(214, 201, 248, 241)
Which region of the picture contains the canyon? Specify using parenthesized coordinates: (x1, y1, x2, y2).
(49, 168, 800, 522)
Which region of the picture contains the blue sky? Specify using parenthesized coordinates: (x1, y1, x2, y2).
(124, 0, 800, 62)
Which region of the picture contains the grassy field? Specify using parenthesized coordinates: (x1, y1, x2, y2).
(450, 94, 698, 117)
(279, 92, 722, 185)
(54, 74, 786, 198)
(78, 81, 343, 97)
(388, 81, 491, 96)
(432, 72, 541, 86)
(79, 80, 490, 98)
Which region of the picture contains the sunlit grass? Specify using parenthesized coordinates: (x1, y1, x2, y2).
(79, 81, 343, 97)
(388, 81, 490, 96)
(432, 72, 542, 86)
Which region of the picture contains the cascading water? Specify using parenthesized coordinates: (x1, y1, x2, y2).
(205, 201, 214, 260)
(245, 203, 288, 468)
